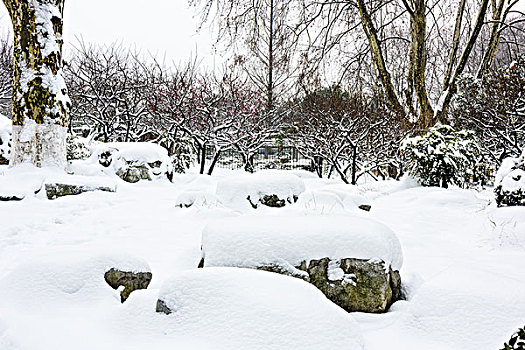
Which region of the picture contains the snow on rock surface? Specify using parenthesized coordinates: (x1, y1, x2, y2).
(202, 215, 403, 271)
(216, 170, 305, 210)
(156, 267, 365, 350)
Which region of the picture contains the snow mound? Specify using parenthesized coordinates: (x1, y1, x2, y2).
(0, 114, 11, 163)
(295, 190, 345, 213)
(202, 215, 403, 270)
(105, 142, 170, 164)
(216, 170, 305, 210)
(175, 190, 221, 208)
(404, 267, 525, 350)
(157, 267, 364, 350)
(0, 250, 151, 310)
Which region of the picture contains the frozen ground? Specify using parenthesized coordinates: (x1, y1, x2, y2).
(0, 165, 524, 349)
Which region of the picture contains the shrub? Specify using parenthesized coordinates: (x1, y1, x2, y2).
(400, 124, 479, 188)
(501, 325, 525, 350)
(494, 151, 525, 207)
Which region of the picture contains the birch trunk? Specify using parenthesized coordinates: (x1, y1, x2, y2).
(3, 0, 70, 168)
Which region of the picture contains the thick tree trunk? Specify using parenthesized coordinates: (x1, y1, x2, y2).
(4, 0, 70, 168)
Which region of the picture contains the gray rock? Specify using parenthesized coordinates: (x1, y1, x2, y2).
(45, 183, 115, 200)
(247, 194, 299, 209)
(104, 268, 153, 303)
(156, 299, 172, 314)
(116, 164, 151, 183)
(306, 258, 401, 313)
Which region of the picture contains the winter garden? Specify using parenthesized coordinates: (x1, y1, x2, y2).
(0, 0, 525, 349)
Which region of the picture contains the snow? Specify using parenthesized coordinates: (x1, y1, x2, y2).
(0, 114, 11, 162)
(201, 215, 403, 270)
(157, 267, 365, 350)
(216, 170, 305, 210)
(0, 167, 524, 350)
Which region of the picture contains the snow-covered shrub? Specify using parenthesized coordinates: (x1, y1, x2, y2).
(502, 326, 525, 350)
(400, 124, 479, 188)
(66, 135, 91, 161)
(494, 151, 525, 207)
(170, 139, 195, 174)
(0, 114, 11, 164)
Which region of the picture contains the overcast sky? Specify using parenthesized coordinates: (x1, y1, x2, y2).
(0, 1, 219, 68)
(0, 0, 524, 70)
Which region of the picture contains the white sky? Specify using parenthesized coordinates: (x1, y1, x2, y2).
(0, 1, 221, 69)
(0, 0, 524, 71)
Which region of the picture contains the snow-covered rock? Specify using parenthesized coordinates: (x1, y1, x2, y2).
(295, 190, 345, 214)
(494, 151, 525, 206)
(201, 215, 403, 312)
(88, 142, 173, 182)
(0, 114, 11, 164)
(216, 170, 305, 210)
(156, 267, 365, 350)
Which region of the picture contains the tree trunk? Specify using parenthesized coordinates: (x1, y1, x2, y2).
(4, 0, 70, 168)
(267, 0, 274, 111)
(244, 153, 255, 173)
(199, 144, 206, 174)
(207, 149, 221, 176)
(351, 146, 357, 185)
(357, 0, 405, 118)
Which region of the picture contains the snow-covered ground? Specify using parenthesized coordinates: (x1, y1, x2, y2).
(0, 165, 524, 349)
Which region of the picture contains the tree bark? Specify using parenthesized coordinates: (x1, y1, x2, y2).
(406, 0, 434, 128)
(3, 0, 70, 168)
(476, 0, 506, 78)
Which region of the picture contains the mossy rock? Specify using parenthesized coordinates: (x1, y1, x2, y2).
(104, 268, 153, 303)
(45, 183, 115, 200)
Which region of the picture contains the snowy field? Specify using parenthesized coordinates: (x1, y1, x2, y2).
(0, 165, 524, 349)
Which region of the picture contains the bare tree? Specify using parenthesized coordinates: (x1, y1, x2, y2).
(297, 0, 521, 128)
(190, 0, 300, 110)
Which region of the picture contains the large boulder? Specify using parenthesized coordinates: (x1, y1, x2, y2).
(155, 267, 364, 350)
(495, 151, 525, 207)
(200, 215, 403, 313)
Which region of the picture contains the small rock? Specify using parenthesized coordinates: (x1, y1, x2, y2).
(0, 195, 24, 201)
(359, 204, 372, 212)
(104, 268, 153, 303)
(156, 299, 172, 314)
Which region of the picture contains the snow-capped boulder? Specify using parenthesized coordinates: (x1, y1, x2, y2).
(216, 170, 305, 210)
(495, 151, 525, 207)
(201, 215, 403, 313)
(155, 267, 364, 350)
(0, 114, 11, 165)
(90, 142, 173, 183)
